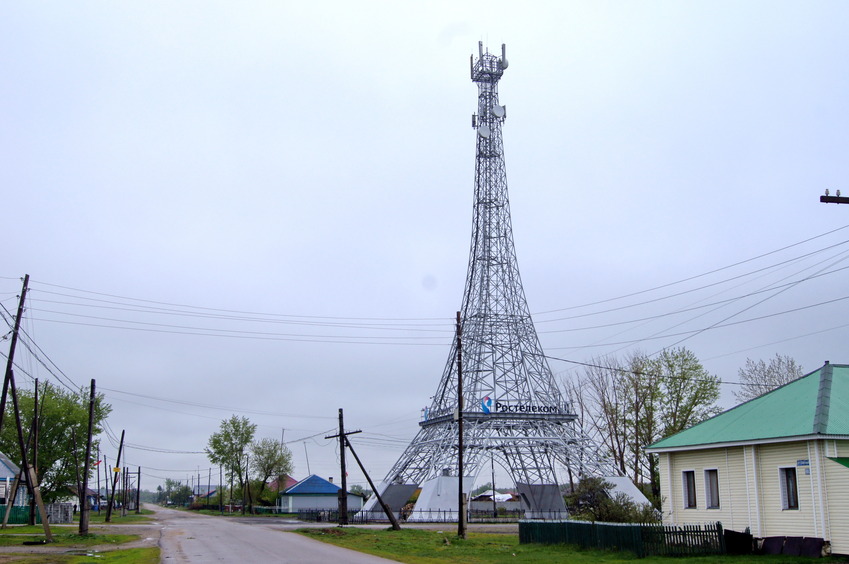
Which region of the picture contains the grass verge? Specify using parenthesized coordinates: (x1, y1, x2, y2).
(297, 527, 847, 564)
(0, 547, 159, 563)
(0, 532, 137, 547)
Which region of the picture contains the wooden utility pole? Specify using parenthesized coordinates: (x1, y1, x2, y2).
(106, 430, 124, 522)
(338, 409, 348, 525)
(136, 467, 141, 514)
(0, 275, 28, 432)
(79, 379, 96, 534)
(455, 311, 466, 539)
(28, 379, 38, 526)
(324, 409, 361, 527)
(344, 436, 400, 530)
(1, 276, 52, 541)
(97, 446, 101, 515)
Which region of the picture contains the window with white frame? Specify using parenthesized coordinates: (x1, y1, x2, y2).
(779, 467, 799, 510)
(682, 470, 697, 508)
(704, 469, 720, 509)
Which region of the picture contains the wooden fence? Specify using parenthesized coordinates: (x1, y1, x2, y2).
(519, 519, 725, 558)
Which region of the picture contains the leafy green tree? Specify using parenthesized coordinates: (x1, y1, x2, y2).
(168, 481, 192, 505)
(574, 347, 720, 499)
(349, 484, 372, 501)
(0, 381, 111, 503)
(654, 348, 721, 437)
(205, 415, 256, 509)
(734, 354, 803, 404)
(248, 437, 293, 506)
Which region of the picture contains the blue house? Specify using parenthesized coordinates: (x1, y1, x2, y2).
(278, 475, 363, 512)
(0, 452, 28, 506)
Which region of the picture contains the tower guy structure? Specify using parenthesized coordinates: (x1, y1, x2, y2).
(363, 43, 622, 519)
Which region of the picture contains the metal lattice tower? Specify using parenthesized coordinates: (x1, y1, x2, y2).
(368, 43, 618, 517)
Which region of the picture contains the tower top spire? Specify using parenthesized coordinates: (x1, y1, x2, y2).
(471, 42, 508, 83)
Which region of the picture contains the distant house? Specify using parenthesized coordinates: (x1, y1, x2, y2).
(0, 452, 27, 506)
(267, 474, 298, 493)
(646, 361, 849, 554)
(192, 485, 220, 502)
(68, 486, 101, 510)
(278, 475, 364, 513)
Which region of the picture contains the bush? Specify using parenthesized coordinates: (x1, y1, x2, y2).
(564, 477, 659, 523)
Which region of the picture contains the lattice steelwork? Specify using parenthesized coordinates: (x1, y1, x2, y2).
(376, 44, 617, 514)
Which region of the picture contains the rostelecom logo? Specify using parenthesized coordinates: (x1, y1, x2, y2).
(481, 396, 493, 414)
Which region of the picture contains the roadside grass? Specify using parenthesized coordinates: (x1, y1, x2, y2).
(0, 532, 137, 547)
(297, 527, 847, 564)
(0, 547, 159, 563)
(73, 509, 154, 524)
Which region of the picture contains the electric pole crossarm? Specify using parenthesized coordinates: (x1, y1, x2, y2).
(820, 195, 849, 204)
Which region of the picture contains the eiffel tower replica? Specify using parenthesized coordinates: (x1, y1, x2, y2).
(364, 43, 620, 519)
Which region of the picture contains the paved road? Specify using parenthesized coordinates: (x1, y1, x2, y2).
(152, 505, 400, 563)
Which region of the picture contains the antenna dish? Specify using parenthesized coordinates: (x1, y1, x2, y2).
(491, 104, 505, 118)
(478, 125, 491, 139)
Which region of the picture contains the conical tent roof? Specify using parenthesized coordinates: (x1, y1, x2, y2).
(648, 362, 849, 451)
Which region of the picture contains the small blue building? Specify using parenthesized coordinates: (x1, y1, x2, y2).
(278, 475, 363, 512)
(0, 452, 28, 506)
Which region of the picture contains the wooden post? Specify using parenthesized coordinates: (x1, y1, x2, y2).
(456, 311, 466, 539)
(79, 380, 96, 534)
(344, 437, 400, 530)
(106, 430, 124, 522)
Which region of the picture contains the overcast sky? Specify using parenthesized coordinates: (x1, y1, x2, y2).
(3, 1, 849, 493)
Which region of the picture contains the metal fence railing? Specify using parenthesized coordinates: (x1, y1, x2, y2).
(519, 519, 725, 558)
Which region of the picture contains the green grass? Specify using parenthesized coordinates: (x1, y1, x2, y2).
(0, 532, 137, 547)
(72, 508, 154, 524)
(0, 547, 159, 563)
(296, 528, 847, 564)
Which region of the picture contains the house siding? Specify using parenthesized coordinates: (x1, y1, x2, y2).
(756, 441, 817, 539)
(659, 447, 747, 529)
(824, 439, 849, 554)
(658, 438, 849, 552)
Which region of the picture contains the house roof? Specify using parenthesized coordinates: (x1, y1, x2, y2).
(284, 474, 341, 496)
(0, 452, 19, 477)
(647, 362, 849, 452)
(268, 474, 298, 492)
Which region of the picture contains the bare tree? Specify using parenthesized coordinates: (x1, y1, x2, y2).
(733, 354, 803, 404)
(570, 348, 721, 499)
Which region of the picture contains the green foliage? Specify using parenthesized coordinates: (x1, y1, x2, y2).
(564, 477, 661, 523)
(248, 437, 293, 505)
(349, 484, 372, 500)
(163, 478, 192, 505)
(205, 415, 256, 501)
(574, 348, 721, 498)
(0, 381, 111, 503)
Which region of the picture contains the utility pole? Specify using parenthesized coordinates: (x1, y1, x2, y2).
(106, 430, 124, 522)
(80, 379, 96, 534)
(136, 467, 141, 514)
(455, 311, 466, 539)
(344, 435, 400, 530)
(338, 409, 347, 525)
(1, 275, 52, 541)
(28, 379, 38, 526)
(97, 446, 101, 515)
(325, 409, 361, 526)
(0, 275, 28, 433)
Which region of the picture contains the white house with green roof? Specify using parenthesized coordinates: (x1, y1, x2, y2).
(646, 361, 849, 554)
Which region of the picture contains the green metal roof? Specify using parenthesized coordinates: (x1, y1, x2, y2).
(648, 362, 849, 451)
